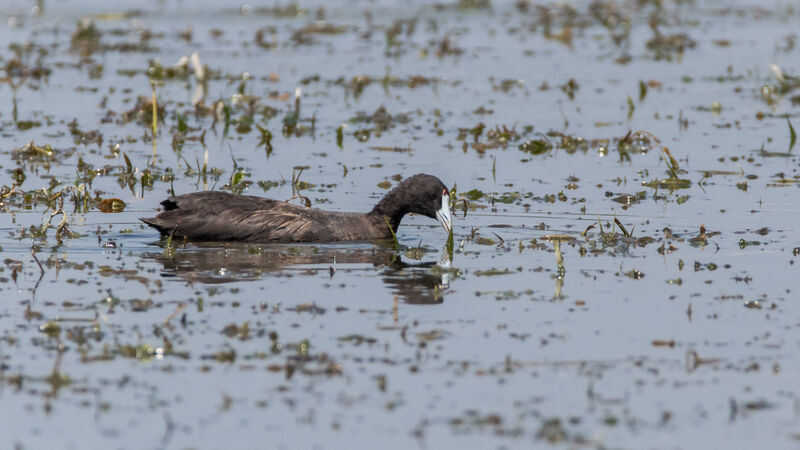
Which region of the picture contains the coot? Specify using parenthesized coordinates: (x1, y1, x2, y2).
(141, 173, 452, 243)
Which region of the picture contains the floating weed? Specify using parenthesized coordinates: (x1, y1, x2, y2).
(519, 139, 552, 155)
(67, 120, 103, 147)
(338, 334, 377, 345)
(433, 33, 463, 58)
(610, 193, 641, 207)
(70, 18, 101, 55)
(221, 322, 251, 340)
(121, 95, 166, 127)
(688, 224, 720, 247)
(96, 198, 126, 212)
(147, 59, 192, 80)
(788, 117, 797, 152)
(290, 21, 348, 46)
(11, 141, 63, 167)
(646, 24, 696, 61)
(561, 78, 579, 100)
(758, 143, 794, 159)
(404, 241, 427, 260)
(768, 64, 800, 96)
(642, 147, 691, 190)
(616, 130, 660, 160)
(353, 129, 371, 142)
(624, 268, 645, 279)
(738, 239, 761, 249)
(39, 321, 61, 338)
(370, 145, 411, 153)
(16, 120, 42, 130)
(349, 106, 412, 134)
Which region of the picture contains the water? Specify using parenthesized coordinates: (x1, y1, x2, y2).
(1, 0, 800, 448)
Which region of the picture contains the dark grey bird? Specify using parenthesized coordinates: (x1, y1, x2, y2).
(140, 173, 452, 243)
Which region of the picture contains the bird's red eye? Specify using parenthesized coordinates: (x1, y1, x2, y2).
(442, 188, 449, 196)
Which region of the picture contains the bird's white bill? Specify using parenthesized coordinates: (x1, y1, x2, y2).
(436, 193, 452, 234)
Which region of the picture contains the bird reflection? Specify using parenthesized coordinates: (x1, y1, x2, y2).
(142, 242, 453, 304)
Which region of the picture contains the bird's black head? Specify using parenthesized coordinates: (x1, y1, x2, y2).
(372, 173, 452, 234)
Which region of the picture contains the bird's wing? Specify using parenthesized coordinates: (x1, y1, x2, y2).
(142, 192, 319, 242)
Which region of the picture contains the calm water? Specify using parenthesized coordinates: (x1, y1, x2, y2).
(1, 0, 800, 448)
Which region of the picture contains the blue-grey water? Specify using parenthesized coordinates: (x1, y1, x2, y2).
(1, 0, 799, 448)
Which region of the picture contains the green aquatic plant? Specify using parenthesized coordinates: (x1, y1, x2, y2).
(642, 147, 691, 190)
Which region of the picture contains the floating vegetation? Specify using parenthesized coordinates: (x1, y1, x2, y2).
(519, 139, 552, 155)
(70, 19, 101, 55)
(646, 24, 696, 61)
(642, 147, 692, 190)
(96, 198, 126, 212)
(291, 21, 348, 45)
(121, 95, 166, 126)
(348, 106, 412, 133)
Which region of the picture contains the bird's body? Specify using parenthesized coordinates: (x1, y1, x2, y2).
(142, 191, 391, 242)
(141, 173, 452, 243)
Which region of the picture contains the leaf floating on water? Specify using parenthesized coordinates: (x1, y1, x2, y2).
(404, 246, 426, 260)
(738, 239, 761, 249)
(518, 139, 552, 155)
(744, 300, 762, 310)
(625, 269, 645, 279)
(788, 117, 797, 152)
(541, 235, 576, 242)
(369, 145, 411, 153)
(338, 334, 377, 345)
(611, 193, 639, 206)
(474, 268, 512, 276)
(290, 303, 326, 314)
(642, 178, 692, 189)
(416, 329, 449, 343)
(475, 237, 496, 246)
(97, 198, 126, 213)
(464, 189, 485, 200)
(39, 321, 61, 337)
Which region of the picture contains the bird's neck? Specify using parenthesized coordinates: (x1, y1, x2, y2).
(370, 189, 409, 233)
